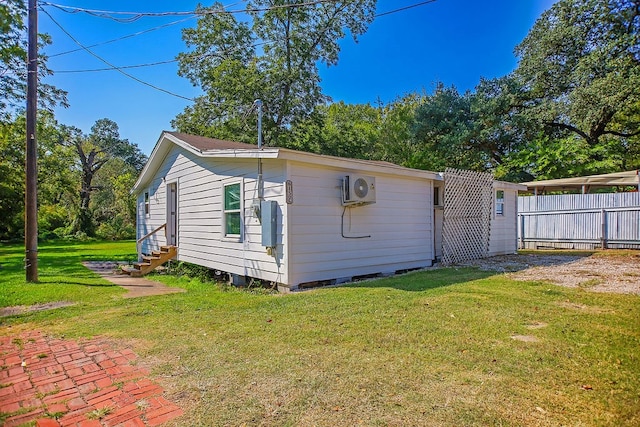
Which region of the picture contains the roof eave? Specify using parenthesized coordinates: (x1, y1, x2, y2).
(131, 132, 168, 194)
(132, 133, 441, 195)
(275, 148, 440, 180)
(494, 181, 528, 191)
(200, 148, 280, 159)
(132, 131, 209, 194)
(523, 170, 639, 190)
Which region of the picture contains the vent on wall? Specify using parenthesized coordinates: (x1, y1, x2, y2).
(342, 175, 376, 206)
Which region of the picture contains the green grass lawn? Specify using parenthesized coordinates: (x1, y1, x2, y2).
(1, 241, 639, 426)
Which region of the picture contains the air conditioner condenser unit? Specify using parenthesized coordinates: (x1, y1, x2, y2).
(342, 175, 376, 206)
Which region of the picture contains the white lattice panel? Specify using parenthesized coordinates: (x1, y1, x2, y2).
(442, 168, 493, 265)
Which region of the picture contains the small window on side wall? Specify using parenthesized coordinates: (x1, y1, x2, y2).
(223, 182, 242, 238)
(144, 191, 150, 217)
(496, 190, 505, 216)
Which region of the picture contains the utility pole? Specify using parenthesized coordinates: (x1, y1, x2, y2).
(25, 0, 38, 282)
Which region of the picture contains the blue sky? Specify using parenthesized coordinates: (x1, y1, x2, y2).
(39, 0, 556, 155)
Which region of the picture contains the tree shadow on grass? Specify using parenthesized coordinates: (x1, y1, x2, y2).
(344, 267, 497, 292)
(344, 253, 598, 292)
(37, 278, 119, 287)
(456, 253, 592, 273)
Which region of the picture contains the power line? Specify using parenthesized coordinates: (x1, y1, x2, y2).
(41, 8, 266, 107)
(41, 8, 195, 101)
(49, 16, 196, 58)
(53, 58, 179, 73)
(45, 0, 438, 64)
(375, 0, 437, 18)
(42, 0, 438, 22)
(40, 1, 342, 22)
(42, 1, 439, 100)
(48, 1, 248, 56)
(51, 40, 272, 74)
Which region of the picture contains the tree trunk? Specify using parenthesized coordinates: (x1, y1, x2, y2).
(76, 168, 95, 236)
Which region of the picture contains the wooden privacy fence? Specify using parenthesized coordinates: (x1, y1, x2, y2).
(518, 193, 640, 250)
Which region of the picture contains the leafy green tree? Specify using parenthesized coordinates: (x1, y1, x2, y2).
(0, 111, 75, 240)
(0, 0, 66, 119)
(0, 116, 26, 239)
(283, 102, 381, 158)
(174, 4, 260, 142)
(470, 76, 537, 181)
(411, 83, 482, 171)
(174, 0, 377, 144)
(374, 93, 424, 167)
(36, 119, 77, 238)
(514, 0, 640, 171)
(0, 114, 145, 240)
(286, 95, 433, 168)
(320, 101, 381, 159)
(411, 78, 538, 180)
(284, 107, 325, 152)
(285, 95, 425, 168)
(62, 119, 146, 236)
(409, 1, 640, 180)
(92, 158, 138, 240)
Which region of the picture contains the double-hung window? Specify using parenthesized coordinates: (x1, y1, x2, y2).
(144, 191, 150, 217)
(495, 190, 505, 216)
(223, 182, 242, 238)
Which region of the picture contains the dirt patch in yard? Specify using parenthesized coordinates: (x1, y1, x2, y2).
(511, 334, 539, 342)
(0, 301, 75, 317)
(458, 252, 640, 295)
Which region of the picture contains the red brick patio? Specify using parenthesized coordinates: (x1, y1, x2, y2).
(0, 331, 183, 427)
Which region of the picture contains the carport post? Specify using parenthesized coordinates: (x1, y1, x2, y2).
(519, 214, 525, 249)
(600, 208, 607, 249)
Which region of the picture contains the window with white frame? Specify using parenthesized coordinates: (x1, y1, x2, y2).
(144, 191, 150, 217)
(495, 190, 505, 216)
(223, 181, 242, 238)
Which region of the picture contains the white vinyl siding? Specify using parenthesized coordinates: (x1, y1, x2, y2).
(137, 181, 167, 255)
(287, 162, 433, 286)
(488, 187, 518, 256)
(136, 145, 288, 283)
(136, 136, 445, 288)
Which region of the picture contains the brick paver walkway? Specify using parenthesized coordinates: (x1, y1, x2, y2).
(0, 331, 183, 427)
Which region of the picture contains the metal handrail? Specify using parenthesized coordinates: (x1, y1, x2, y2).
(136, 223, 166, 258)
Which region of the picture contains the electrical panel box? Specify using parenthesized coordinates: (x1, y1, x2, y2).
(261, 200, 277, 247)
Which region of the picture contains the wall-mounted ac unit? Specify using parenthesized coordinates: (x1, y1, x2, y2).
(342, 175, 376, 206)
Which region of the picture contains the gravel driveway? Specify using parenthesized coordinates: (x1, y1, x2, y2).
(458, 252, 640, 295)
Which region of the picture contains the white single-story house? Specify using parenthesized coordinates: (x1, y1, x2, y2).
(132, 131, 524, 290)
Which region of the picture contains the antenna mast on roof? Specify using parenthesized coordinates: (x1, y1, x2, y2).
(255, 99, 263, 150)
(254, 99, 264, 203)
